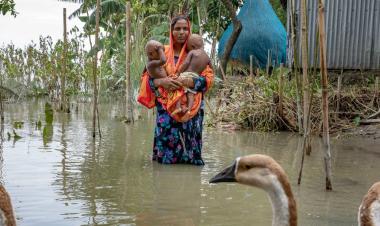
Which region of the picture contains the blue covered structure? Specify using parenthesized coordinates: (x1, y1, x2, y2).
(218, 0, 287, 68)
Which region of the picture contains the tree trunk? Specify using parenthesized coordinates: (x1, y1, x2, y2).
(92, 0, 101, 138)
(125, 1, 134, 123)
(219, 0, 242, 76)
(318, 0, 333, 190)
(301, 0, 311, 154)
(61, 8, 68, 113)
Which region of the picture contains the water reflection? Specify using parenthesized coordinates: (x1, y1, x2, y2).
(0, 100, 380, 226)
(136, 164, 202, 226)
(42, 103, 54, 146)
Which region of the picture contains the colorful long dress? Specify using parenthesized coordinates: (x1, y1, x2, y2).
(149, 74, 208, 165)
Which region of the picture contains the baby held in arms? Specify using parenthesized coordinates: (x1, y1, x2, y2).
(144, 35, 210, 115)
(145, 40, 167, 83)
(145, 40, 184, 115)
(174, 34, 210, 114)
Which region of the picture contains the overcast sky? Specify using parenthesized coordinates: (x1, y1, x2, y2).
(0, 0, 82, 48)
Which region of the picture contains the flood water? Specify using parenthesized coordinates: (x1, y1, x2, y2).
(1, 100, 380, 226)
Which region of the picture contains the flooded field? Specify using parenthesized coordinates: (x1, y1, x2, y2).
(1, 100, 379, 226)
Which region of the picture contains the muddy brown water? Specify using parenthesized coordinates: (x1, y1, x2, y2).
(1, 100, 380, 226)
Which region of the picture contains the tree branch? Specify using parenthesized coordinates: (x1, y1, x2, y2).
(219, 0, 242, 78)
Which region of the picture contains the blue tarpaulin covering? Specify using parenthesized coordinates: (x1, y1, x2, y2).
(218, 0, 287, 68)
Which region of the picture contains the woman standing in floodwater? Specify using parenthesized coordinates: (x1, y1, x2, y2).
(138, 15, 214, 165)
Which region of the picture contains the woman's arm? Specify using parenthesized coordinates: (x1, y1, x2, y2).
(151, 77, 182, 91)
(176, 64, 214, 92)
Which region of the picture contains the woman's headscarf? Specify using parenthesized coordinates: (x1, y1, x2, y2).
(165, 15, 191, 76)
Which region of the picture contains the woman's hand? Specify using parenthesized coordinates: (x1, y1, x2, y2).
(154, 77, 183, 91)
(176, 77, 194, 88)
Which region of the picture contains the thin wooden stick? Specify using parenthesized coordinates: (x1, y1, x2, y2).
(205, 98, 216, 118)
(318, 0, 333, 190)
(336, 70, 343, 117)
(125, 1, 134, 123)
(61, 8, 68, 112)
(219, 64, 227, 81)
(301, 0, 312, 154)
(92, 0, 100, 138)
(96, 106, 102, 138)
(290, 0, 303, 133)
(278, 63, 284, 118)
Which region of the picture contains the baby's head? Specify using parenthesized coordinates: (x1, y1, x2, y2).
(187, 34, 204, 51)
(145, 40, 164, 60)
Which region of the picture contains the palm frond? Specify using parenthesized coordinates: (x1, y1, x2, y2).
(101, 0, 124, 15)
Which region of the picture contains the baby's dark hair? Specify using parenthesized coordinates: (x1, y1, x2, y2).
(170, 15, 188, 31)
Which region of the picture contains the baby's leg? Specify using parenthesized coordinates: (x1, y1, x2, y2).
(186, 93, 195, 113)
(172, 100, 182, 115)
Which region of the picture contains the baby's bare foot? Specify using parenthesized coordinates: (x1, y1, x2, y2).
(172, 108, 182, 115)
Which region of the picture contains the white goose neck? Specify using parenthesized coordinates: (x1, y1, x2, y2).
(371, 200, 380, 226)
(266, 176, 290, 226)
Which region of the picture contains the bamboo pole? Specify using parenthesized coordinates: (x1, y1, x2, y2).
(61, 8, 68, 112)
(290, 0, 303, 133)
(298, 88, 313, 185)
(278, 63, 284, 118)
(301, 0, 311, 152)
(318, 0, 333, 190)
(306, 16, 320, 155)
(125, 1, 134, 123)
(92, 0, 100, 138)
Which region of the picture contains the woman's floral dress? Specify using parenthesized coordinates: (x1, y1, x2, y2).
(149, 76, 207, 165)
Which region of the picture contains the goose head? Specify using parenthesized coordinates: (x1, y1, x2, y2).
(210, 155, 292, 192)
(210, 154, 297, 226)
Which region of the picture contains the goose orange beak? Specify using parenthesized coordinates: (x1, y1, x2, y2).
(209, 161, 237, 183)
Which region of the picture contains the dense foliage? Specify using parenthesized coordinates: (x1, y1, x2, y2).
(0, 0, 285, 99)
(0, 0, 17, 17)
